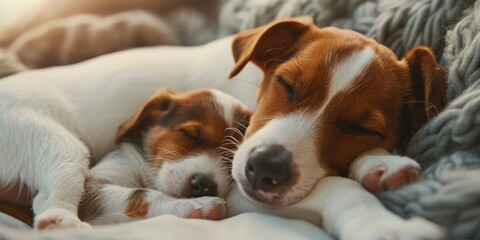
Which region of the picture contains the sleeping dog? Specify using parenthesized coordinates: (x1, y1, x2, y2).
(224, 17, 446, 239)
(78, 89, 251, 225)
(0, 17, 444, 238)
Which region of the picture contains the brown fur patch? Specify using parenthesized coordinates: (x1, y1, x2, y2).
(78, 178, 106, 221)
(125, 189, 149, 218)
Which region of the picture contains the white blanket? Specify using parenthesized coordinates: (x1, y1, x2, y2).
(0, 212, 332, 240)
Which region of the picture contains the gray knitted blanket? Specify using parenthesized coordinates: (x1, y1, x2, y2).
(218, 0, 480, 239)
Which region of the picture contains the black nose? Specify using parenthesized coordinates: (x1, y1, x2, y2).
(245, 143, 293, 192)
(190, 174, 218, 198)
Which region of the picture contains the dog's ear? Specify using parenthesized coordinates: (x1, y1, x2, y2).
(229, 17, 313, 78)
(116, 88, 175, 143)
(404, 47, 447, 131)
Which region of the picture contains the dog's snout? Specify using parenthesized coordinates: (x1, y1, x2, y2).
(245, 144, 293, 192)
(190, 174, 218, 198)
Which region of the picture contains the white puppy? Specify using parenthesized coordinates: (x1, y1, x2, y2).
(0, 37, 259, 229)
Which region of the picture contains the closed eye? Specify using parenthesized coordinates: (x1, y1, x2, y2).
(276, 75, 297, 102)
(338, 122, 384, 139)
(180, 128, 203, 145)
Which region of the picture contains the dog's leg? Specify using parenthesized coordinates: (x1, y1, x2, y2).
(0, 111, 91, 230)
(349, 148, 421, 193)
(79, 182, 226, 224)
(31, 133, 91, 230)
(227, 177, 442, 240)
(79, 150, 225, 224)
(294, 177, 443, 240)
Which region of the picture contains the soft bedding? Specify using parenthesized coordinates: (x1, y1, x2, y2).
(0, 212, 332, 240)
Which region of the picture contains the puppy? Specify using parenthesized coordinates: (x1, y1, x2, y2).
(77, 88, 251, 225)
(226, 17, 446, 239)
(0, 42, 256, 229)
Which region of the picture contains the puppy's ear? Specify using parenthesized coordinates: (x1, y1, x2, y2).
(116, 88, 175, 143)
(405, 47, 447, 131)
(229, 17, 313, 78)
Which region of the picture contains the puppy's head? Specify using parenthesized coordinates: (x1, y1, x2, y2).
(117, 88, 251, 198)
(229, 17, 447, 206)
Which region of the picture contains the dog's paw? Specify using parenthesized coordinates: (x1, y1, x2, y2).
(170, 197, 226, 220)
(34, 208, 92, 230)
(341, 215, 443, 240)
(351, 153, 421, 193)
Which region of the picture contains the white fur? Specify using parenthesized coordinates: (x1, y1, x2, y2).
(232, 111, 327, 206)
(329, 48, 374, 97)
(314, 47, 375, 119)
(156, 153, 229, 198)
(89, 144, 147, 188)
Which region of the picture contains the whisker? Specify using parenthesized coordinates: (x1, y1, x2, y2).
(231, 77, 261, 88)
(233, 120, 249, 131)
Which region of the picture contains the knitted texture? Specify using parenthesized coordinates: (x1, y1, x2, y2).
(380, 151, 480, 239)
(219, 0, 472, 58)
(219, 0, 479, 238)
(405, 1, 480, 167)
(218, 0, 369, 36)
(385, 4, 480, 238)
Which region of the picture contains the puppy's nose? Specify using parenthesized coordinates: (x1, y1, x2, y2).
(245, 143, 293, 192)
(190, 174, 218, 197)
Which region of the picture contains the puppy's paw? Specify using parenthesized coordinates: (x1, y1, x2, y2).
(192, 197, 226, 220)
(351, 153, 421, 193)
(341, 214, 443, 240)
(364, 164, 420, 193)
(34, 208, 92, 230)
(171, 197, 226, 220)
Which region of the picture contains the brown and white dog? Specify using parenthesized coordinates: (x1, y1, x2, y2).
(225, 17, 446, 239)
(77, 88, 251, 225)
(0, 16, 444, 239)
(228, 17, 446, 205)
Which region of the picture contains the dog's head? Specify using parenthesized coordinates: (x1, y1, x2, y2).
(117, 88, 251, 199)
(229, 17, 447, 206)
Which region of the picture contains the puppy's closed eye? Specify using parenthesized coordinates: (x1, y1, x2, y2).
(276, 75, 297, 102)
(338, 122, 383, 138)
(178, 125, 203, 145)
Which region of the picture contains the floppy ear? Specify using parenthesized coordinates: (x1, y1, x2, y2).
(116, 88, 175, 143)
(405, 47, 447, 130)
(229, 17, 314, 78)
